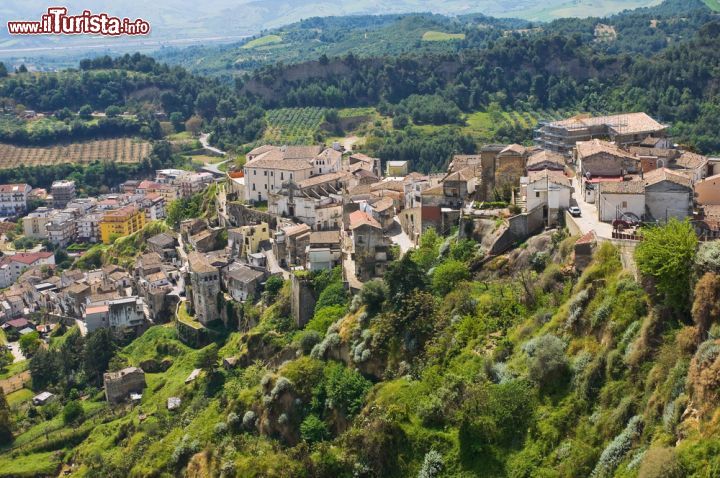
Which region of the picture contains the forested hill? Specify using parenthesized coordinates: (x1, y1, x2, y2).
(156, 0, 713, 78)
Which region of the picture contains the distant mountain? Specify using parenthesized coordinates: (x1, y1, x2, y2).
(0, 0, 663, 60)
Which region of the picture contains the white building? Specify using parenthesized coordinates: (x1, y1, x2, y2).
(84, 296, 146, 333)
(243, 145, 341, 203)
(46, 212, 77, 247)
(0, 251, 55, 288)
(77, 212, 104, 243)
(597, 180, 646, 222)
(521, 169, 573, 226)
(180, 172, 214, 197)
(0, 184, 30, 217)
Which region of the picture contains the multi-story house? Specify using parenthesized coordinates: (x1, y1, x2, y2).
(180, 172, 214, 197)
(23, 207, 55, 239)
(46, 212, 77, 247)
(76, 212, 104, 243)
(0, 251, 55, 288)
(100, 205, 146, 244)
(51, 180, 76, 209)
(0, 184, 31, 217)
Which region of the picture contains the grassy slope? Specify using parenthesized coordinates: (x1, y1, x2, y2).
(242, 35, 283, 49)
(704, 0, 720, 10)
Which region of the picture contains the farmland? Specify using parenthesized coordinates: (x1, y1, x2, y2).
(421, 31, 466, 41)
(242, 34, 283, 50)
(0, 137, 152, 169)
(260, 107, 326, 145)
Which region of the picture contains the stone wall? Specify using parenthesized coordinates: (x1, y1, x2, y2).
(227, 202, 277, 229)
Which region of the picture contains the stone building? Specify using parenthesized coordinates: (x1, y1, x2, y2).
(104, 367, 146, 404)
(187, 252, 221, 325)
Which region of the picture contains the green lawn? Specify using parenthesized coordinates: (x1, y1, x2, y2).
(242, 34, 282, 49)
(6, 388, 33, 407)
(177, 302, 203, 330)
(422, 31, 466, 41)
(186, 154, 226, 165)
(0, 451, 61, 477)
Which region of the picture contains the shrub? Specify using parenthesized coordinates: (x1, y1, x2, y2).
(359, 279, 388, 315)
(306, 305, 345, 335)
(418, 449, 444, 478)
(565, 289, 590, 331)
(324, 362, 371, 417)
(523, 334, 569, 390)
(242, 411, 257, 430)
(300, 414, 329, 443)
(635, 219, 697, 313)
(431, 259, 470, 296)
(314, 282, 348, 312)
(638, 446, 682, 478)
(62, 401, 84, 424)
(299, 330, 322, 354)
(590, 415, 643, 478)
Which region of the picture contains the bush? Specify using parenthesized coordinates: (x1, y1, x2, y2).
(324, 362, 371, 417)
(300, 414, 329, 443)
(638, 446, 682, 478)
(306, 305, 345, 335)
(431, 259, 470, 296)
(590, 415, 643, 478)
(298, 330, 322, 354)
(418, 449, 444, 478)
(62, 401, 84, 424)
(523, 334, 569, 390)
(359, 279, 388, 315)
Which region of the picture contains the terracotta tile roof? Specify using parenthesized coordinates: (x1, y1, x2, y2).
(643, 168, 692, 189)
(245, 154, 313, 171)
(5, 251, 54, 265)
(500, 144, 526, 155)
(188, 252, 217, 274)
(0, 184, 30, 193)
(283, 223, 311, 237)
(576, 230, 597, 245)
(372, 197, 395, 213)
(421, 184, 444, 196)
(526, 150, 565, 169)
(599, 179, 645, 194)
(309, 230, 341, 245)
(676, 151, 708, 170)
(527, 169, 572, 188)
(349, 210, 381, 230)
(553, 112, 665, 135)
(576, 139, 638, 160)
(297, 172, 347, 189)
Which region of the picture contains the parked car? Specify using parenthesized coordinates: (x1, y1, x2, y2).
(568, 206, 581, 217)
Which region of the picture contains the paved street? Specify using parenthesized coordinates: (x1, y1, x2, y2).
(570, 177, 613, 239)
(387, 217, 414, 255)
(7, 341, 25, 363)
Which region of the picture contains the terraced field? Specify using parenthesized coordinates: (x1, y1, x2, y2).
(0, 137, 152, 169)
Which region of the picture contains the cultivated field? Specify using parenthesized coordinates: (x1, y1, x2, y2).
(0, 137, 152, 169)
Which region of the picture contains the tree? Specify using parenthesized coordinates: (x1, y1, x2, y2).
(170, 112, 185, 132)
(384, 251, 426, 301)
(0, 350, 11, 372)
(264, 275, 284, 303)
(195, 92, 218, 118)
(17, 64, 27, 73)
(105, 105, 121, 118)
(0, 389, 12, 445)
(30, 348, 59, 390)
(431, 259, 470, 296)
(63, 401, 84, 424)
(0, 62, 7, 78)
(19, 331, 41, 357)
(83, 328, 115, 385)
(692, 272, 720, 343)
(359, 279, 388, 315)
(78, 105, 93, 119)
(635, 219, 698, 314)
(185, 115, 202, 135)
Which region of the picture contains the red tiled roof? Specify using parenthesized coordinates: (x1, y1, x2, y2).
(6, 251, 54, 265)
(349, 210, 381, 230)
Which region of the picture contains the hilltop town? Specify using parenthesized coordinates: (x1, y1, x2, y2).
(0, 111, 716, 388)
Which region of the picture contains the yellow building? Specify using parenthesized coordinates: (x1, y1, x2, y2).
(229, 222, 270, 258)
(100, 205, 146, 244)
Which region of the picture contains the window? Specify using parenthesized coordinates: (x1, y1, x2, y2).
(622, 201, 627, 208)
(264, 171, 267, 176)
(536, 191, 540, 198)
(290, 173, 293, 180)
(281, 172, 284, 181)
(253, 170, 257, 175)
(252, 184, 256, 191)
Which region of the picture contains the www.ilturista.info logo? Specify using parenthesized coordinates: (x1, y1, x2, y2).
(7, 7, 151, 36)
